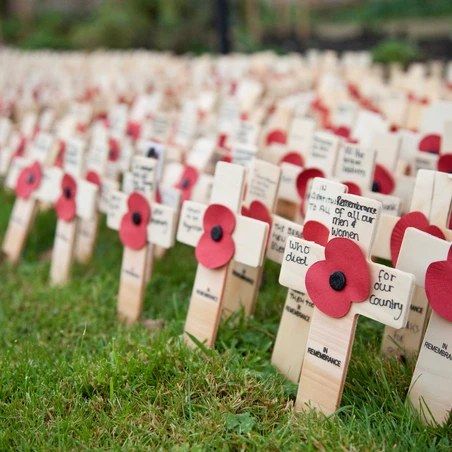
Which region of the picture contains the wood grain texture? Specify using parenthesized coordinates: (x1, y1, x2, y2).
(50, 219, 78, 286)
(2, 198, 37, 264)
(117, 246, 149, 324)
(184, 264, 229, 348)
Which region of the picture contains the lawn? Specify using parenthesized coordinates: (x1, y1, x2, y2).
(0, 190, 450, 449)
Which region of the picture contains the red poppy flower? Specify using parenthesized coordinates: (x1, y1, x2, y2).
(372, 163, 395, 195)
(195, 204, 236, 269)
(280, 152, 304, 167)
(296, 168, 325, 215)
(296, 168, 325, 200)
(425, 246, 452, 322)
(15, 161, 42, 199)
(126, 121, 141, 141)
(13, 136, 27, 158)
(390, 211, 446, 265)
(437, 154, 452, 173)
(54, 140, 66, 168)
(306, 238, 371, 318)
(119, 192, 150, 250)
(333, 125, 351, 139)
(342, 181, 362, 196)
(418, 134, 441, 154)
(303, 220, 329, 246)
(266, 129, 287, 146)
(175, 165, 199, 201)
(108, 137, 121, 162)
(86, 170, 101, 186)
(347, 83, 361, 100)
(55, 174, 77, 222)
(241, 200, 272, 227)
(217, 133, 228, 149)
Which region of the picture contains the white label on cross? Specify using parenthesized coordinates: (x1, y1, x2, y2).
(334, 143, 376, 190)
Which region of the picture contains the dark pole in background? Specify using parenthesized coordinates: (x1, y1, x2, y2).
(216, 0, 231, 54)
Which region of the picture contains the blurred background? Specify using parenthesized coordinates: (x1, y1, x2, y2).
(0, 0, 451, 64)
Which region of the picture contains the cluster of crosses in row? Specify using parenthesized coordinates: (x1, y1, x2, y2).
(2, 144, 451, 426)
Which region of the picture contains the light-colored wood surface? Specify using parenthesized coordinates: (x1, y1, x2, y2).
(117, 246, 149, 323)
(50, 219, 78, 286)
(408, 312, 452, 425)
(2, 198, 37, 264)
(184, 264, 228, 348)
(295, 310, 357, 415)
(74, 212, 99, 264)
(271, 289, 314, 383)
(381, 285, 430, 359)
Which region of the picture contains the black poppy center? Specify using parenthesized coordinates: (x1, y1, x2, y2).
(210, 225, 223, 242)
(132, 212, 142, 226)
(329, 271, 346, 291)
(181, 178, 190, 189)
(26, 173, 36, 185)
(372, 180, 381, 193)
(63, 187, 73, 199)
(147, 147, 158, 159)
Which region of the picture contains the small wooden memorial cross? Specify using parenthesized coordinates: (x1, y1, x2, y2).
(177, 162, 269, 348)
(279, 192, 415, 415)
(272, 177, 347, 383)
(2, 133, 56, 264)
(49, 170, 99, 286)
(397, 228, 451, 425)
(373, 170, 452, 359)
(107, 156, 177, 323)
(222, 159, 281, 317)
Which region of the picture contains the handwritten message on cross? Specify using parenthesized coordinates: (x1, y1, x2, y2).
(372, 170, 452, 359)
(279, 192, 415, 415)
(177, 162, 269, 348)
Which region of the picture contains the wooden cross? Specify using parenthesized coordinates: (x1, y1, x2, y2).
(272, 177, 347, 383)
(279, 192, 415, 415)
(106, 156, 177, 323)
(277, 131, 340, 221)
(397, 228, 451, 425)
(2, 132, 57, 264)
(176, 162, 269, 348)
(222, 159, 281, 318)
(49, 168, 99, 286)
(373, 170, 452, 359)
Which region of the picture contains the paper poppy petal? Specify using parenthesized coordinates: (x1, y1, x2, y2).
(266, 129, 287, 146)
(55, 196, 76, 221)
(128, 192, 151, 224)
(119, 212, 148, 250)
(306, 259, 351, 318)
(419, 134, 441, 154)
(425, 247, 452, 322)
(296, 168, 325, 199)
(241, 200, 272, 227)
(175, 165, 199, 201)
(437, 154, 452, 174)
(325, 238, 371, 302)
(203, 204, 236, 234)
(195, 233, 235, 269)
(15, 161, 42, 199)
(342, 181, 362, 196)
(280, 152, 304, 167)
(108, 138, 120, 161)
(127, 121, 141, 140)
(390, 211, 446, 265)
(334, 126, 351, 139)
(86, 170, 101, 186)
(372, 164, 395, 195)
(303, 220, 329, 246)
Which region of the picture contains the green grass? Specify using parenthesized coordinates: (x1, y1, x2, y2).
(0, 190, 450, 449)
